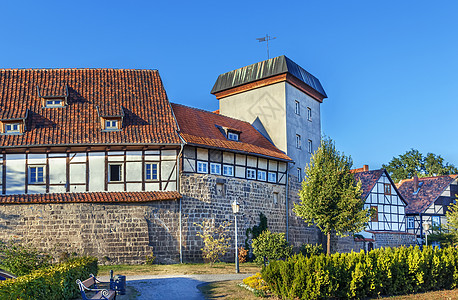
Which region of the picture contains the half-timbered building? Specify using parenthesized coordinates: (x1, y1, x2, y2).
(333, 166, 415, 252)
(397, 175, 458, 245)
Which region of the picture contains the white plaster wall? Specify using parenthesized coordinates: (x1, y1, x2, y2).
(6, 154, 26, 195)
(219, 82, 287, 152)
(70, 164, 86, 184)
(285, 82, 321, 170)
(88, 152, 105, 191)
(126, 161, 142, 181)
(49, 157, 66, 184)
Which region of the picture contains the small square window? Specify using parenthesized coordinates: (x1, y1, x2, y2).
(257, 170, 266, 181)
(145, 163, 158, 180)
(109, 164, 122, 182)
(268, 172, 277, 183)
(296, 134, 301, 149)
(210, 163, 221, 175)
(247, 168, 256, 179)
(223, 165, 234, 176)
(29, 166, 45, 184)
(432, 216, 440, 228)
(308, 140, 312, 154)
(295, 101, 300, 115)
(384, 183, 391, 195)
(307, 107, 312, 121)
(227, 132, 239, 141)
(197, 161, 208, 174)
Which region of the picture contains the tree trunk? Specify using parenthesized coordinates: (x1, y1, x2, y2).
(327, 232, 331, 255)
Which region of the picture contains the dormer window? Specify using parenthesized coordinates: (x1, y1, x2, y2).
(100, 117, 122, 131)
(45, 99, 64, 108)
(106, 120, 118, 130)
(5, 123, 20, 133)
(227, 132, 239, 141)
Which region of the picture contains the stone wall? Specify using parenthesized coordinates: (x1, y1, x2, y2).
(286, 175, 323, 250)
(0, 201, 181, 264)
(180, 173, 288, 262)
(332, 231, 416, 253)
(372, 231, 416, 248)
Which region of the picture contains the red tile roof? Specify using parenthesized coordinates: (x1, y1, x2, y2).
(0, 191, 181, 204)
(0, 69, 181, 147)
(171, 103, 291, 161)
(354, 169, 384, 199)
(353, 169, 406, 205)
(397, 175, 457, 214)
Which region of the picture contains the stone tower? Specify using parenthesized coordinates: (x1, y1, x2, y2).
(211, 55, 327, 178)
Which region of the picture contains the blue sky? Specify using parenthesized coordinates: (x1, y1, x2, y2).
(1, 1, 457, 169)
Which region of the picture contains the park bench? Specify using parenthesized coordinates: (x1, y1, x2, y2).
(76, 274, 116, 300)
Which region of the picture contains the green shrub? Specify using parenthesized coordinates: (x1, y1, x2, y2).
(145, 252, 156, 265)
(0, 241, 52, 276)
(261, 246, 458, 300)
(252, 230, 292, 265)
(299, 243, 323, 257)
(0, 256, 97, 300)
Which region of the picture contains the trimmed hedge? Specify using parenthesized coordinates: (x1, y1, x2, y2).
(0, 256, 97, 300)
(262, 246, 458, 299)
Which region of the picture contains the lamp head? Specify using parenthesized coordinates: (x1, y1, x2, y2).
(232, 200, 240, 214)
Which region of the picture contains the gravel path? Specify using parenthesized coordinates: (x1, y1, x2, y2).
(100, 274, 252, 300)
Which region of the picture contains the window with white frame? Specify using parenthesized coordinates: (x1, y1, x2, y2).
(268, 172, 277, 183)
(308, 139, 312, 153)
(297, 168, 302, 180)
(295, 101, 300, 115)
(223, 165, 234, 176)
(4, 123, 20, 134)
(210, 163, 221, 175)
(296, 134, 301, 149)
(432, 216, 440, 228)
(29, 166, 45, 184)
(108, 164, 122, 182)
(407, 217, 415, 229)
(247, 168, 256, 179)
(105, 120, 118, 130)
(257, 170, 267, 181)
(227, 132, 239, 141)
(145, 163, 158, 180)
(307, 107, 312, 121)
(197, 161, 208, 174)
(45, 99, 63, 107)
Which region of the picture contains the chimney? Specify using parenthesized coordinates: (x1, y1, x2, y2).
(413, 174, 419, 191)
(363, 165, 369, 172)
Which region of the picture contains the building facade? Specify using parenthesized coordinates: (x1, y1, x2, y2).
(397, 175, 458, 246)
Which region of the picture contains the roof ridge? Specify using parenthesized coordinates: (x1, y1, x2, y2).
(171, 102, 254, 126)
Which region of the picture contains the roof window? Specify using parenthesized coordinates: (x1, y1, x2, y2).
(96, 106, 124, 132)
(227, 132, 239, 141)
(37, 85, 68, 108)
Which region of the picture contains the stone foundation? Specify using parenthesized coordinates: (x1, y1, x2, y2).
(332, 231, 416, 253)
(0, 201, 181, 264)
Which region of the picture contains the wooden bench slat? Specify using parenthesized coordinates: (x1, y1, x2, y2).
(81, 277, 96, 287)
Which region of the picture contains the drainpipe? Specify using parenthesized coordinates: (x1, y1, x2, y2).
(177, 142, 185, 264)
(285, 165, 289, 242)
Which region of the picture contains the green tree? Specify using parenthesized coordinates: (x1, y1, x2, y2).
(293, 137, 370, 255)
(382, 149, 458, 183)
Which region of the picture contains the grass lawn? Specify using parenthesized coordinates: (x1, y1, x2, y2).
(382, 289, 458, 300)
(98, 262, 260, 276)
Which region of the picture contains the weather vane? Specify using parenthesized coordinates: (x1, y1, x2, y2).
(256, 34, 277, 59)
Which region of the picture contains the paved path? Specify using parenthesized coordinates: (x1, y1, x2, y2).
(100, 274, 252, 300)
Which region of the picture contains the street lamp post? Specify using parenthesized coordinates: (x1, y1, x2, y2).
(423, 222, 431, 247)
(232, 200, 240, 274)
